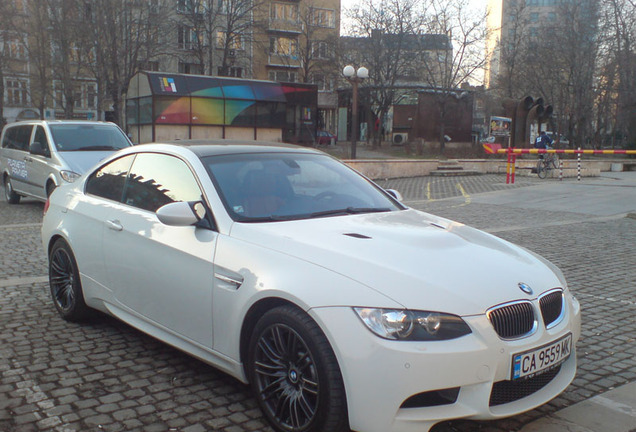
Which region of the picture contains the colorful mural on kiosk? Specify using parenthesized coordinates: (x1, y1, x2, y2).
(127, 72, 317, 143)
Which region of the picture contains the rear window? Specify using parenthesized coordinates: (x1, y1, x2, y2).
(1, 125, 33, 151)
(49, 124, 131, 152)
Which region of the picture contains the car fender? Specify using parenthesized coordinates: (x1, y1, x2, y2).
(210, 233, 403, 363)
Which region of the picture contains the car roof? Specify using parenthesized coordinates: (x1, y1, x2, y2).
(148, 139, 324, 157)
(7, 120, 116, 126)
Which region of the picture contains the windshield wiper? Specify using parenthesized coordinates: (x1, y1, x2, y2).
(75, 145, 117, 151)
(309, 207, 391, 219)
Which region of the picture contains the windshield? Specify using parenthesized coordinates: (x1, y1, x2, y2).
(203, 152, 403, 222)
(49, 124, 131, 152)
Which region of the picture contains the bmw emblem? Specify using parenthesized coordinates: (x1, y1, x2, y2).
(518, 283, 533, 295)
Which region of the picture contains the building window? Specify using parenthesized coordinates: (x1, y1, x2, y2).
(216, 32, 244, 50)
(268, 71, 297, 83)
(312, 41, 330, 59)
(311, 73, 332, 91)
(6, 79, 28, 106)
(271, 2, 298, 22)
(3, 37, 27, 60)
(270, 36, 298, 57)
(12, 0, 27, 13)
(548, 12, 556, 21)
(530, 12, 539, 22)
(310, 8, 335, 28)
(177, 0, 194, 14)
(87, 84, 97, 109)
(140, 60, 160, 71)
(218, 66, 243, 77)
(179, 62, 203, 74)
(178, 25, 193, 50)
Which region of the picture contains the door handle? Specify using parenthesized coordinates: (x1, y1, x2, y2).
(106, 219, 123, 231)
(24, 156, 33, 162)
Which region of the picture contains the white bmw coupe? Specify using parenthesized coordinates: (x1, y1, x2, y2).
(42, 141, 581, 432)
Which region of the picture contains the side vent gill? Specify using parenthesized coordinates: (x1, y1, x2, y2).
(343, 233, 372, 239)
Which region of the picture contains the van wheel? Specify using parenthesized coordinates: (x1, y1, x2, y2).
(4, 177, 21, 204)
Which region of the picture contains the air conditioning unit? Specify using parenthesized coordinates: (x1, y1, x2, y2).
(228, 49, 236, 57)
(392, 132, 408, 145)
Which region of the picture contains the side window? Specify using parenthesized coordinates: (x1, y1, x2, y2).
(32, 126, 51, 157)
(123, 153, 202, 212)
(85, 155, 135, 202)
(2, 125, 33, 151)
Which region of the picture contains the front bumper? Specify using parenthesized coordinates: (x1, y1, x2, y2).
(311, 294, 581, 432)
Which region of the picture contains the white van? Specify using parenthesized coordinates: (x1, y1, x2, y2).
(1, 120, 132, 203)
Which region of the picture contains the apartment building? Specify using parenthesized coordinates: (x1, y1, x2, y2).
(484, 0, 594, 89)
(1, 0, 340, 134)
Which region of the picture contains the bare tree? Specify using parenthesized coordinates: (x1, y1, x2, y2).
(216, 0, 260, 76)
(519, 0, 599, 147)
(343, 0, 426, 148)
(597, 0, 636, 148)
(47, 0, 94, 119)
(85, 0, 167, 124)
(493, 0, 531, 99)
(418, 0, 488, 151)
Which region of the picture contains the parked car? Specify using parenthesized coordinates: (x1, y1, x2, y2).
(42, 141, 580, 432)
(316, 129, 336, 146)
(1, 120, 132, 203)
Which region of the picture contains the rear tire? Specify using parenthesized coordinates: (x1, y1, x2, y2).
(247, 305, 349, 432)
(536, 160, 547, 179)
(49, 239, 90, 321)
(4, 177, 21, 204)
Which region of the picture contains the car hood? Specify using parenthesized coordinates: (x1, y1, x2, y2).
(229, 209, 564, 316)
(57, 151, 115, 174)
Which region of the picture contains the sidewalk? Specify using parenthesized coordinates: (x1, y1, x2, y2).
(519, 382, 636, 432)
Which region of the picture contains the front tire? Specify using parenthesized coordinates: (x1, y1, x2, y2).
(247, 305, 349, 432)
(4, 177, 21, 204)
(49, 239, 90, 321)
(551, 154, 560, 170)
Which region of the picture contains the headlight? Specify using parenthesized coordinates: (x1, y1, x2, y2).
(60, 170, 81, 183)
(353, 308, 471, 341)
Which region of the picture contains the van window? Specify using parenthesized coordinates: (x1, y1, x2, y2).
(49, 124, 130, 151)
(1, 125, 33, 151)
(33, 126, 51, 157)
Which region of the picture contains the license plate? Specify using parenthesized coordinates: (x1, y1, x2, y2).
(512, 333, 572, 380)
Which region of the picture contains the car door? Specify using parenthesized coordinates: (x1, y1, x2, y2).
(26, 125, 55, 199)
(2, 124, 34, 195)
(102, 152, 217, 347)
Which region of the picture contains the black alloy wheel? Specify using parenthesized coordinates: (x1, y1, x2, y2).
(248, 305, 349, 432)
(49, 239, 90, 321)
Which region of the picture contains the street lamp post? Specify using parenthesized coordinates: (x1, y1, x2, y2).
(343, 65, 368, 159)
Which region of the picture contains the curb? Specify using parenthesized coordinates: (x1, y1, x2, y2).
(519, 382, 636, 432)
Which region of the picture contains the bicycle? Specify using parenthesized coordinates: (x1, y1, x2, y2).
(536, 146, 560, 179)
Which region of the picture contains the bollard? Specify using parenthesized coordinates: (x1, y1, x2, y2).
(559, 160, 563, 181)
(577, 147, 581, 181)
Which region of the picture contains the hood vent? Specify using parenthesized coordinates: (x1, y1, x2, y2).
(344, 233, 372, 239)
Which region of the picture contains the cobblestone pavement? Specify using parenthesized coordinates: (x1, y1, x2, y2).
(1, 174, 635, 432)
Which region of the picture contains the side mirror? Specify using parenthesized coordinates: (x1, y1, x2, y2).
(385, 189, 403, 202)
(156, 201, 206, 226)
(30, 141, 47, 156)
